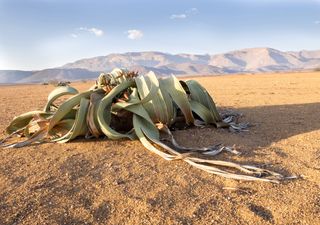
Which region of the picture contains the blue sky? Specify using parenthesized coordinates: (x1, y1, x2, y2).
(0, 0, 319, 70)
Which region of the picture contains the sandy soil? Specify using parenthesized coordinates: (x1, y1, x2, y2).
(0, 71, 319, 225)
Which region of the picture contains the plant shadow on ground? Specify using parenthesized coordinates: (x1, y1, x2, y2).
(224, 102, 320, 155)
(189, 102, 320, 153)
(237, 102, 320, 148)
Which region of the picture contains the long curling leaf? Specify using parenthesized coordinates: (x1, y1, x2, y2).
(6, 111, 52, 135)
(189, 100, 214, 124)
(87, 91, 104, 138)
(161, 76, 194, 125)
(54, 98, 90, 143)
(159, 79, 175, 126)
(135, 73, 158, 122)
(144, 72, 170, 124)
(44, 86, 79, 112)
(48, 90, 92, 132)
(133, 114, 176, 160)
(185, 80, 227, 127)
(97, 80, 136, 140)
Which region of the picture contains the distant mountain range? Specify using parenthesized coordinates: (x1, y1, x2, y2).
(1, 47, 320, 83)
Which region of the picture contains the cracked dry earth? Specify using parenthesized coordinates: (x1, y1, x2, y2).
(0, 71, 320, 225)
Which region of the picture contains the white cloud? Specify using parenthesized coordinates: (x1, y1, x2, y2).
(79, 27, 104, 37)
(170, 8, 199, 20)
(315, 20, 320, 24)
(170, 14, 187, 19)
(127, 29, 143, 40)
(70, 33, 78, 38)
(89, 28, 104, 36)
(186, 8, 199, 15)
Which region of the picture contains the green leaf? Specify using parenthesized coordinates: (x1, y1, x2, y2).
(48, 90, 92, 132)
(44, 86, 79, 112)
(186, 80, 228, 127)
(54, 97, 90, 143)
(97, 80, 136, 140)
(6, 111, 52, 134)
(161, 76, 194, 125)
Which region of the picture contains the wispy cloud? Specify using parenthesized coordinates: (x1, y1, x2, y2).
(315, 20, 320, 24)
(170, 7, 199, 20)
(170, 14, 187, 19)
(79, 27, 104, 37)
(186, 7, 199, 15)
(70, 33, 78, 38)
(127, 29, 143, 40)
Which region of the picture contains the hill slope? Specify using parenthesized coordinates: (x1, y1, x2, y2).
(0, 70, 33, 83)
(17, 68, 99, 83)
(1, 48, 320, 83)
(62, 48, 320, 74)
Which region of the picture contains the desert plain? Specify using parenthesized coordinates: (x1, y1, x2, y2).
(0, 71, 320, 224)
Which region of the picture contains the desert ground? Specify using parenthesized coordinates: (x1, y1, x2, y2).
(0, 71, 319, 225)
